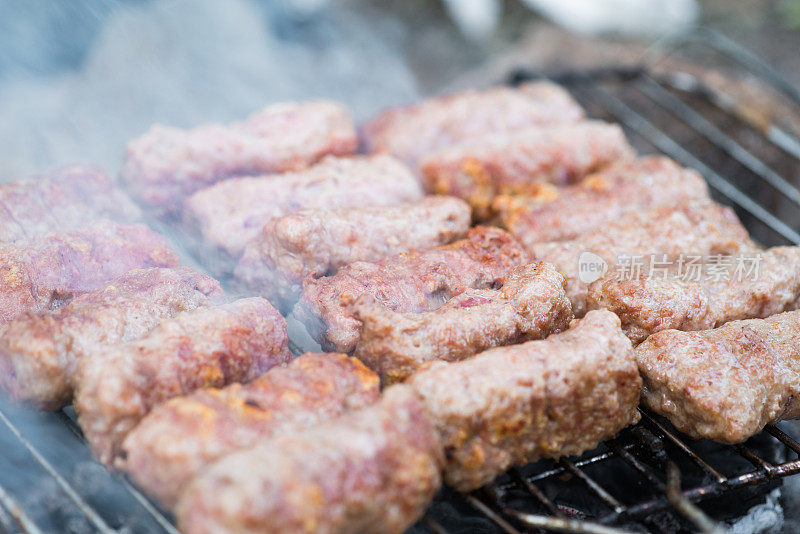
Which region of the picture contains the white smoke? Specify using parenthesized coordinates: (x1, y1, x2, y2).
(0, 0, 419, 180)
(729, 489, 784, 534)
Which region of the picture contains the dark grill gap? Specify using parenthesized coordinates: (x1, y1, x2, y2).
(0, 27, 799, 534)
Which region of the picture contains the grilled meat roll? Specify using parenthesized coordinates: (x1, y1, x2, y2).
(362, 81, 584, 167)
(176, 385, 443, 534)
(74, 298, 290, 465)
(352, 262, 572, 383)
(407, 309, 641, 492)
(637, 311, 800, 443)
(421, 121, 634, 219)
(533, 201, 755, 316)
(0, 222, 179, 323)
(588, 246, 800, 343)
(0, 165, 141, 242)
(292, 225, 529, 353)
(0, 267, 223, 410)
(121, 352, 380, 508)
(122, 101, 357, 216)
(234, 196, 470, 313)
(183, 154, 423, 274)
(494, 156, 709, 245)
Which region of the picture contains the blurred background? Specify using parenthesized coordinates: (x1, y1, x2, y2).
(0, 0, 798, 178)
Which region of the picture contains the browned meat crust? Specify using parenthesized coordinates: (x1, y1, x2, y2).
(0, 267, 224, 410)
(532, 201, 755, 316)
(122, 101, 358, 216)
(73, 298, 290, 465)
(0, 222, 179, 323)
(588, 274, 714, 344)
(292, 226, 529, 353)
(407, 309, 640, 492)
(352, 262, 573, 384)
(0, 165, 141, 243)
(182, 154, 423, 274)
(494, 156, 709, 245)
(637, 311, 800, 443)
(234, 196, 470, 313)
(120, 352, 380, 508)
(175, 385, 444, 534)
(587, 246, 800, 343)
(420, 121, 634, 219)
(361, 82, 584, 167)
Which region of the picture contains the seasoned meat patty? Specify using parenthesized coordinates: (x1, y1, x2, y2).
(407, 309, 640, 492)
(637, 311, 800, 443)
(0, 222, 179, 323)
(0, 165, 141, 243)
(352, 262, 573, 384)
(533, 201, 755, 316)
(420, 121, 634, 220)
(234, 196, 471, 313)
(0, 267, 224, 410)
(74, 298, 290, 465)
(121, 352, 380, 508)
(176, 385, 443, 534)
(494, 156, 710, 245)
(292, 226, 529, 353)
(361, 82, 584, 167)
(588, 246, 800, 343)
(122, 101, 357, 216)
(183, 154, 423, 274)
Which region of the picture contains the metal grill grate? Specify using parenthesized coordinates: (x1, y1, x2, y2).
(419, 29, 800, 534)
(423, 411, 800, 533)
(0, 28, 799, 534)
